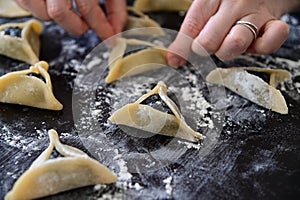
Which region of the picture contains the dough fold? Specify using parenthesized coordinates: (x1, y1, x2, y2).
(0, 61, 63, 110)
(124, 6, 165, 36)
(134, 0, 192, 12)
(0, 19, 42, 64)
(5, 129, 117, 200)
(106, 38, 168, 83)
(206, 67, 291, 114)
(109, 81, 204, 142)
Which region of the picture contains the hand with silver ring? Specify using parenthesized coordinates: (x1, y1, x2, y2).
(15, 0, 127, 40)
(236, 21, 258, 41)
(167, 0, 300, 66)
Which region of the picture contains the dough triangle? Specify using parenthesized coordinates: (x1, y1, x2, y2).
(5, 129, 117, 200)
(109, 81, 204, 142)
(0, 61, 63, 110)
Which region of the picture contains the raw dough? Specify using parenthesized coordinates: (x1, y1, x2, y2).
(0, 19, 42, 64)
(0, 61, 63, 110)
(124, 6, 165, 36)
(5, 129, 117, 200)
(109, 81, 204, 142)
(206, 67, 291, 114)
(106, 37, 168, 83)
(0, 0, 31, 18)
(134, 0, 192, 12)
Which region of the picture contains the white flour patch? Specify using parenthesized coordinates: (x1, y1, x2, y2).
(163, 176, 173, 195)
(113, 149, 133, 188)
(86, 57, 102, 71)
(0, 126, 48, 151)
(177, 140, 201, 150)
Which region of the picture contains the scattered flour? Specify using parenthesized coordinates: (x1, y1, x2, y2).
(163, 176, 173, 195)
(86, 57, 102, 71)
(0, 126, 47, 151)
(113, 149, 133, 183)
(102, 51, 110, 60)
(177, 140, 201, 150)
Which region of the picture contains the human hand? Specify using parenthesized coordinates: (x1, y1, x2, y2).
(15, 0, 127, 40)
(167, 0, 299, 66)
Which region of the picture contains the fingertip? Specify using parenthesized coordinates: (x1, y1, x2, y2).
(16, 0, 51, 21)
(277, 20, 290, 39)
(167, 52, 185, 67)
(105, 0, 128, 34)
(167, 44, 185, 67)
(248, 20, 289, 55)
(70, 27, 89, 36)
(167, 32, 193, 67)
(110, 10, 128, 34)
(215, 53, 231, 62)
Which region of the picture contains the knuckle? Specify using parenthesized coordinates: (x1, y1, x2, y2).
(197, 36, 218, 53)
(48, 6, 65, 21)
(228, 34, 249, 51)
(183, 18, 201, 37)
(76, 2, 93, 16)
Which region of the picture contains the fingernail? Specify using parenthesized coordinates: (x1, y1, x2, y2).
(192, 41, 209, 56)
(168, 56, 181, 67)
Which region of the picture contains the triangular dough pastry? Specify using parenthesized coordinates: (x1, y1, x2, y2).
(0, 0, 31, 18)
(0, 61, 63, 110)
(134, 0, 192, 12)
(109, 81, 204, 142)
(105, 38, 168, 83)
(124, 7, 165, 36)
(5, 129, 117, 200)
(0, 19, 42, 64)
(206, 67, 291, 114)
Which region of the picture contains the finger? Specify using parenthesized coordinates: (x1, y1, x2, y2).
(167, 0, 220, 67)
(247, 20, 289, 55)
(215, 16, 265, 61)
(214, 25, 253, 61)
(15, 0, 51, 20)
(192, 2, 245, 56)
(167, 33, 193, 68)
(105, 0, 128, 34)
(75, 0, 114, 40)
(47, 0, 88, 35)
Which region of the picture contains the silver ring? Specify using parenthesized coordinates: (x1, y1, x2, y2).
(236, 20, 258, 41)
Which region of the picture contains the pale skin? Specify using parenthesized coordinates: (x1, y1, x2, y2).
(167, 0, 300, 66)
(15, 0, 128, 40)
(16, 0, 300, 64)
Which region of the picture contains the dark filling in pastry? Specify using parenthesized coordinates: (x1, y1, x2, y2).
(27, 73, 46, 83)
(128, 10, 141, 18)
(246, 70, 270, 83)
(0, 27, 22, 38)
(293, 75, 300, 83)
(123, 46, 150, 57)
(141, 94, 174, 115)
(49, 148, 63, 159)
